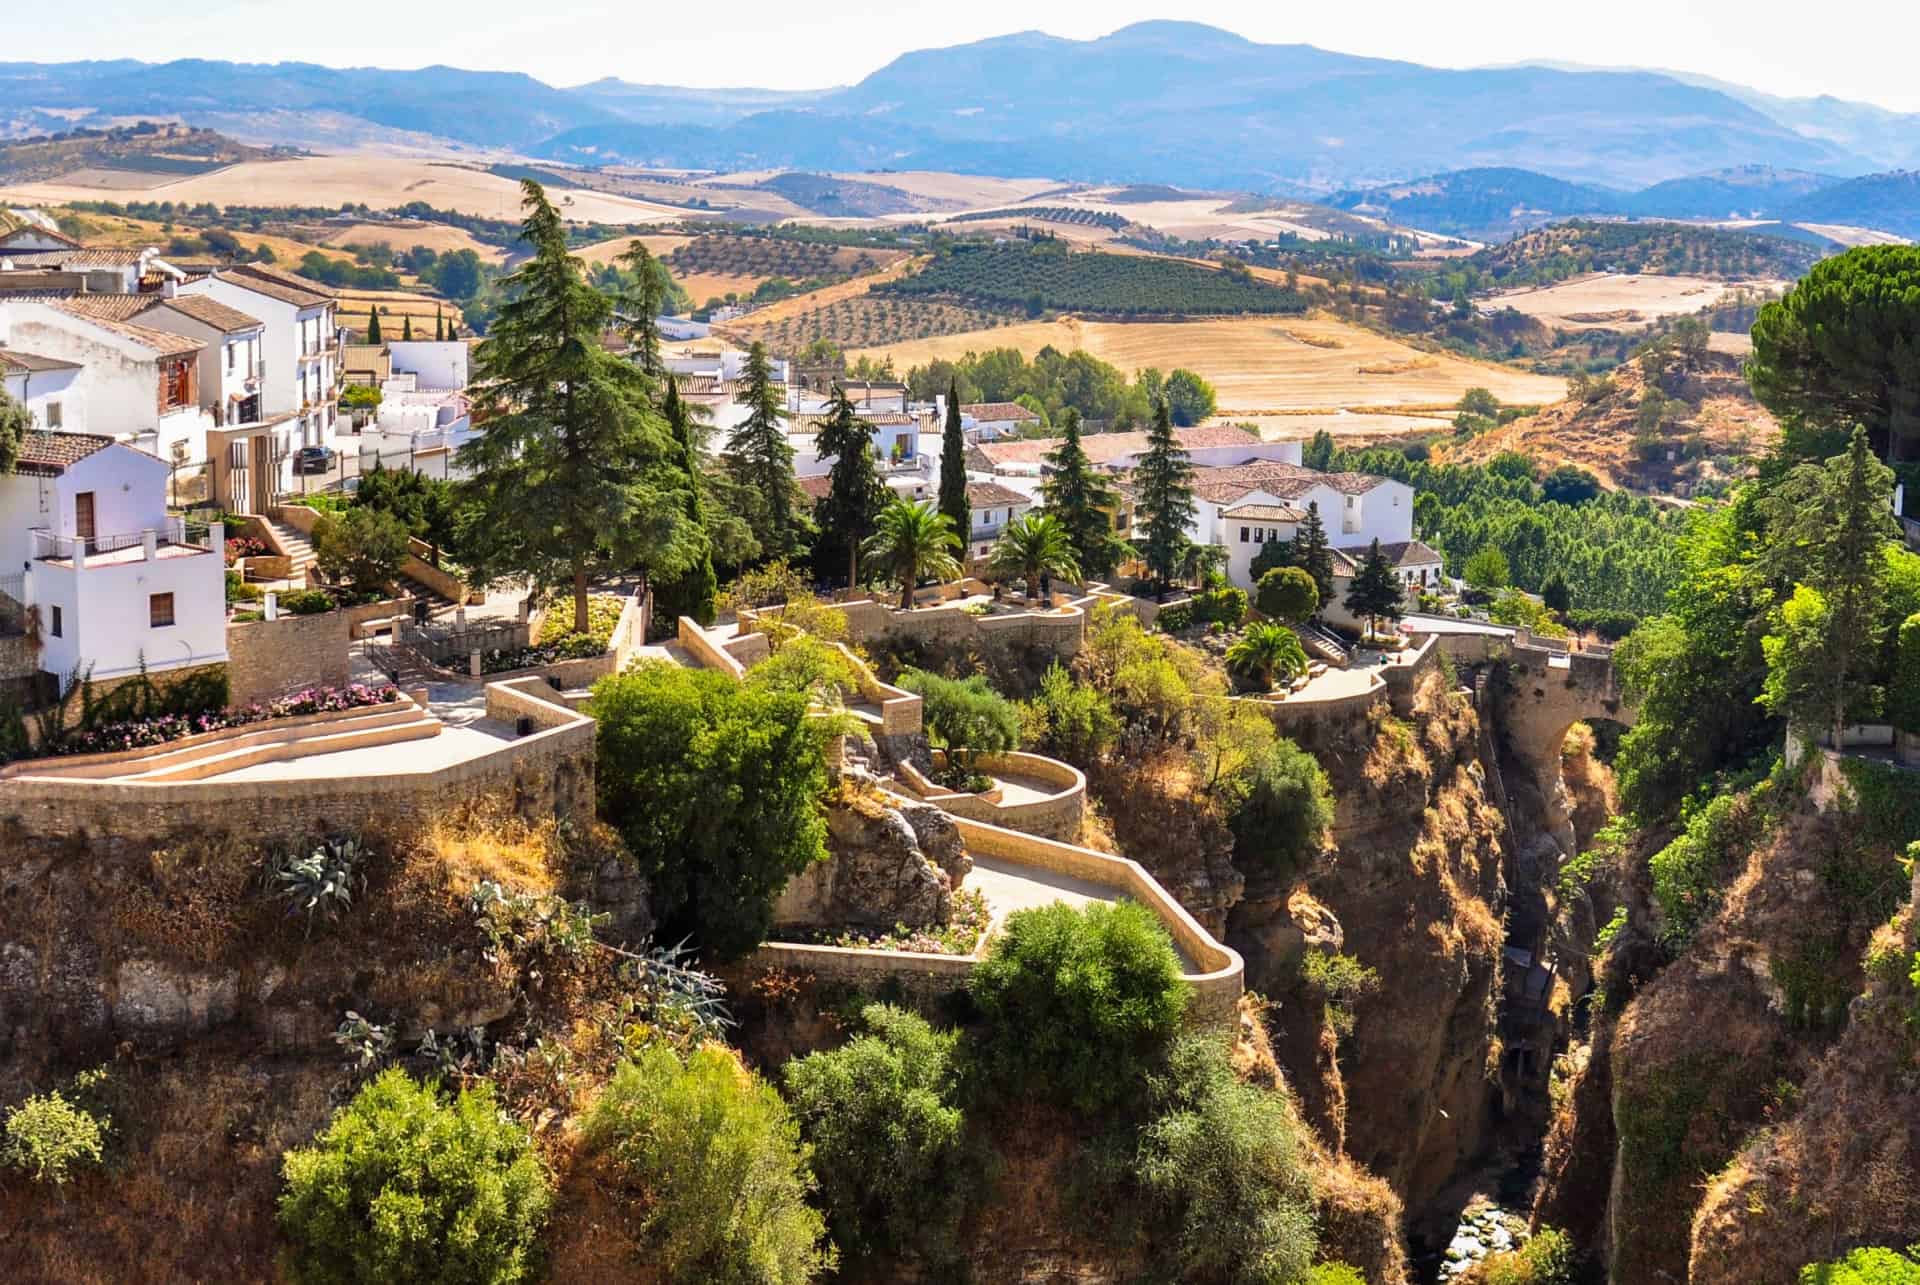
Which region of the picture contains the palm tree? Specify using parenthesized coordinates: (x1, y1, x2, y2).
(863, 500, 962, 610)
(1225, 622, 1309, 693)
(987, 512, 1082, 602)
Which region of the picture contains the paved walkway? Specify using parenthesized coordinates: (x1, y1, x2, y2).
(961, 855, 1195, 970)
(212, 721, 514, 781)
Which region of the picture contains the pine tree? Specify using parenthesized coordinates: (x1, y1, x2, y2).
(1294, 501, 1335, 606)
(1040, 408, 1123, 578)
(723, 341, 802, 560)
(651, 376, 718, 626)
(1344, 538, 1405, 641)
(938, 378, 970, 547)
(366, 308, 383, 346)
(401, 313, 413, 341)
(1136, 397, 1196, 593)
(615, 240, 667, 377)
(458, 179, 698, 633)
(814, 383, 886, 590)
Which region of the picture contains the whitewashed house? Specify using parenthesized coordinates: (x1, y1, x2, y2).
(0, 297, 214, 478)
(960, 401, 1042, 441)
(1, 431, 226, 683)
(0, 348, 82, 433)
(134, 294, 268, 428)
(965, 481, 1034, 561)
(181, 263, 341, 447)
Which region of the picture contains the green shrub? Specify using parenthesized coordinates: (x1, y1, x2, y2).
(1255, 566, 1319, 622)
(1223, 738, 1335, 876)
(783, 1004, 968, 1263)
(277, 1069, 551, 1285)
(1134, 1036, 1319, 1285)
(313, 507, 411, 598)
(2, 1089, 107, 1185)
(1648, 792, 1757, 948)
(1023, 661, 1118, 766)
(227, 569, 264, 604)
(583, 1043, 834, 1284)
(1306, 1267, 1368, 1285)
(279, 588, 337, 616)
(1890, 613, 1920, 736)
(748, 635, 860, 705)
(1464, 1227, 1583, 1284)
(593, 663, 833, 958)
(1191, 586, 1249, 627)
(969, 900, 1188, 1113)
(1155, 601, 1196, 632)
(1800, 1247, 1920, 1285)
(897, 668, 1021, 782)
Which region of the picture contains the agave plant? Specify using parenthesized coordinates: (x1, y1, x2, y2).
(271, 837, 367, 935)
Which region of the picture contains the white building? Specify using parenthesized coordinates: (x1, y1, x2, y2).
(960, 401, 1041, 441)
(964, 481, 1034, 561)
(0, 241, 185, 295)
(970, 424, 1304, 480)
(0, 297, 214, 475)
(1, 348, 83, 433)
(134, 294, 268, 428)
(181, 263, 341, 448)
(1, 431, 226, 682)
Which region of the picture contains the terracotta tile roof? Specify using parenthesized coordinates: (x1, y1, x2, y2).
(796, 474, 833, 505)
(50, 293, 153, 322)
(1188, 460, 1393, 504)
(1329, 540, 1442, 574)
(12, 430, 115, 477)
(966, 481, 1031, 508)
(219, 263, 335, 307)
(48, 299, 205, 356)
(675, 374, 723, 396)
(0, 225, 82, 249)
(1221, 502, 1307, 522)
(154, 294, 262, 333)
(0, 349, 80, 373)
(961, 401, 1040, 422)
(0, 247, 146, 268)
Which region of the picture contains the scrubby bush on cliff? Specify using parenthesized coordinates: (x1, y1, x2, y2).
(1222, 738, 1335, 877)
(1459, 1226, 1584, 1284)
(1800, 1247, 1920, 1284)
(782, 1004, 969, 1264)
(277, 1069, 551, 1285)
(593, 662, 833, 959)
(2, 1084, 109, 1185)
(583, 1043, 834, 1284)
(1022, 660, 1119, 766)
(1648, 790, 1761, 949)
(1133, 1035, 1319, 1285)
(969, 900, 1188, 1113)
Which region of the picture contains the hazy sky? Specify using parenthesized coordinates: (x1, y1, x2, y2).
(28, 1, 1920, 113)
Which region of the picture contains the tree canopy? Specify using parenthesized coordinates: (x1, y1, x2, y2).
(1136, 398, 1196, 592)
(812, 383, 887, 590)
(723, 341, 805, 561)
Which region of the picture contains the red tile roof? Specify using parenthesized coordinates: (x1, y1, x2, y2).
(962, 402, 1041, 422)
(965, 481, 1031, 508)
(155, 294, 263, 333)
(11, 430, 116, 477)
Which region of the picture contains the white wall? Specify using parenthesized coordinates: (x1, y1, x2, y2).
(388, 340, 467, 391)
(1332, 480, 1414, 550)
(186, 278, 300, 413)
(28, 547, 227, 680)
(1223, 516, 1301, 591)
(4, 306, 178, 441)
(1186, 439, 1303, 469)
(1, 366, 83, 435)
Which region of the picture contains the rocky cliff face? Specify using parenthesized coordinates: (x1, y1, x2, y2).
(1531, 798, 1914, 1283)
(1232, 671, 1511, 1251)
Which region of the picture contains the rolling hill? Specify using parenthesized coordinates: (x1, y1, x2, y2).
(5, 23, 1913, 195)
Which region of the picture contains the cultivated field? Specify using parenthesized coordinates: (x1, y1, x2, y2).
(573, 233, 693, 267)
(0, 154, 691, 223)
(849, 314, 1565, 412)
(319, 221, 504, 261)
(1488, 273, 1787, 331)
(820, 171, 1061, 210)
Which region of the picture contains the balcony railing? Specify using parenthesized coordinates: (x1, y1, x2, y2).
(29, 517, 219, 566)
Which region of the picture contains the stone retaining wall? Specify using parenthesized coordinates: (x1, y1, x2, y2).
(677, 616, 746, 678)
(901, 750, 1086, 841)
(227, 609, 351, 707)
(765, 595, 1087, 659)
(0, 679, 595, 847)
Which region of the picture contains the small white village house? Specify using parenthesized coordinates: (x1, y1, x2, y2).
(0, 432, 226, 683)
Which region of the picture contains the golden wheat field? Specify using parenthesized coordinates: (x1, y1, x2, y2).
(849, 314, 1565, 412)
(319, 221, 504, 260)
(1488, 273, 1786, 331)
(0, 154, 689, 223)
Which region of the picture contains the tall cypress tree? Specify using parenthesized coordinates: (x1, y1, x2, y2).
(651, 375, 719, 626)
(723, 341, 802, 559)
(401, 313, 413, 341)
(616, 239, 667, 377)
(1135, 397, 1195, 593)
(814, 383, 887, 589)
(1040, 408, 1123, 578)
(1344, 538, 1405, 640)
(433, 308, 444, 342)
(1295, 501, 1336, 606)
(458, 179, 698, 632)
(366, 308, 383, 346)
(938, 378, 970, 545)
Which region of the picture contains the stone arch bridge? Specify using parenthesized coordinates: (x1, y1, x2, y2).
(1493, 631, 1638, 785)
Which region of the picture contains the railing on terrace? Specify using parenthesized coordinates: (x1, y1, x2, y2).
(29, 516, 217, 562)
(396, 618, 527, 668)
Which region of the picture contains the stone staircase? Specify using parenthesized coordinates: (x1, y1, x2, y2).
(262, 517, 318, 580)
(3, 701, 440, 784)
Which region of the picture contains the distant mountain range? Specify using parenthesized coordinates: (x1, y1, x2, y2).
(4, 23, 1920, 206)
(1331, 166, 1920, 240)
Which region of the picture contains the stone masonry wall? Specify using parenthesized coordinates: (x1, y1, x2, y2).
(226, 609, 351, 707)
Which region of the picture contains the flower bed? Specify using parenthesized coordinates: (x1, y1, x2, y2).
(535, 594, 623, 647)
(47, 683, 401, 758)
(479, 633, 607, 675)
(798, 888, 992, 956)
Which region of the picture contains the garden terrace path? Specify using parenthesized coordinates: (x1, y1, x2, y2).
(961, 855, 1197, 971)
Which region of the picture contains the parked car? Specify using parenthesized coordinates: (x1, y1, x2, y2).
(294, 446, 336, 474)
